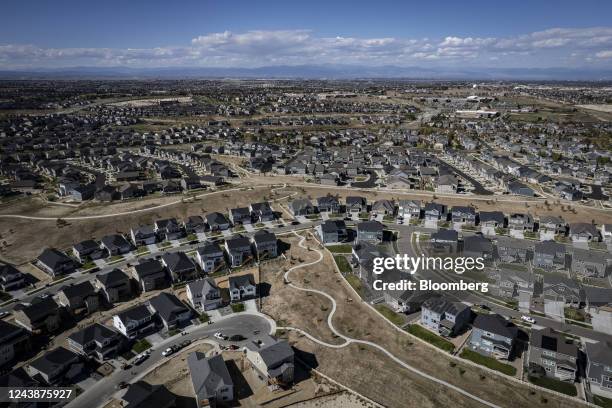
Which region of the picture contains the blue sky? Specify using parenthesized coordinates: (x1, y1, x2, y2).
(1, 0, 612, 69)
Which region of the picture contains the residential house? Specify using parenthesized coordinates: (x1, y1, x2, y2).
(0, 320, 30, 367)
(430, 229, 459, 253)
(130, 225, 157, 246)
(345, 196, 367, 214)
(528, 328, 578, 382)
(195, 242, 225, 273)
(250, 202, 275, 222)
(495, 237, 532, 264)
(100, 234, 132, 256)
(120, 381, 176, 408)
(317, 195, 340, 213)
(371, 199, 396, 216)
(186, 278, 223, 311)
(154, 218, 184, 241)
(542, 275, 581, 308)
(67, 323, 124, 361)
(206, 212, 231, 231)
(161, 251, 198, 282)
(132, 259, 168, 292)
(56, 281, 99, 316)
(420, 297, 470, 337)
(397, 200, 421, 219)
(316, 220, 348, 244)
(72, 240, 106, 262)
(533, 241, 567, 271)
(468, 314, 518, 360)
(225, 235, 253, 268)
(451, 206, 477, 226)
(228, 274, 256, 302)
(356, 221, 384, 244)
(148, 292, 192, 330)
(0, 264, 26, 292)
(572, 249, 609, 278)
(13, 297, 61, 333)
(289, 198, 314, 217)
(252, 230, 278, 260)
(463, 235, 494, 262)
(113, 304, 157, 339)
(27, 347, 82, 385)
(585, 341, 612, 398)
(245, 335, 294, 386)
(188, 353, 234, 407)
(94, 268, 132, 304)
(569, 223, 600, 243)
(229, 207, 252, 225)
(424, 202, 446, 221)
(184, 216, 207, 233)
(36, 248, 76, 276)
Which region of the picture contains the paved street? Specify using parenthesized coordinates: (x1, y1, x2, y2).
(66, 312, 273, 408)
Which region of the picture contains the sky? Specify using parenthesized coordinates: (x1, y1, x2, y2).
(1, 0, 612, 70)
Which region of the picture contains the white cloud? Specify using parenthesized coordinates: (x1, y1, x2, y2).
(1, 27, 612, 68)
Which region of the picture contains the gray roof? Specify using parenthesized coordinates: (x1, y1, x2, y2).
(253, 230, 276, 245)
(134, 259, 165, 278)
(122, 381, 175, 408)
(252, 336, 294, 369)
(61, 280, 96, 299)
(96, 268, 129, 287)
(357, 220, 384, 233)
(37, 248, 73, 269)
(473, 314, 518, 339)
(148, 292, 190, 323)
(187, 352, 233, 400)
(116, 304, 154, 324)
(422, 296, 468, 316)
(29, 346, 79, 376)
(534, 240, 565, 256)
(586, 341, 612, 366)
(161, 251, 196, 272)
(229, 274, 255, 290)
(530, 327, 578, 357)
(68, 323, 119, 346)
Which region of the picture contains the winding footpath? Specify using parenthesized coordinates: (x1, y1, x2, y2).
(279, 232, 501, 408)
(0, 183, 291, 221)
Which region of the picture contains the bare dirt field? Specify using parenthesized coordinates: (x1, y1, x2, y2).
(264, 232, 582, 408)
(0, 186, 280, 264)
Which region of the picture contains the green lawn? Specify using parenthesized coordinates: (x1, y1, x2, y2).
(158, 241, 172, 249)
(460, 349, 516, 376)
(132, 339, 152, 354)
(108, 255, 124, 263)
(80, 261, 96, 270)
(231, 303, 245, 313)
(374, 304, 405, 326)
(406, 325, 455, 352)
(333, 255, 352, 273)
(528, 376, 577, 396)
(327, 244, 353, 254)
(345, 274, 364, 297)
(198, 313, 209, 323)
(594, 395, 612, 408)
(564, 307, 586, 322)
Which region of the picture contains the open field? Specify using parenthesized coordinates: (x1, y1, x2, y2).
(263, 232, 580, 408)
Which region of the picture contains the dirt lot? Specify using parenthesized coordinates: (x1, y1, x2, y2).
(0, 185, 281, 264)
(142, 344, 342, 408)
(264, 232, 582, 408)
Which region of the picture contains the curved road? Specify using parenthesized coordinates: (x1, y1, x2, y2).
(67, 312, 273, 408)
(280, 232, 501, 408)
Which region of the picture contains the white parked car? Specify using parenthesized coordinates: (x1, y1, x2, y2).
(520, 315, 536, 324)
(214, 332, 224, 340)
(162, 347, 174, 357)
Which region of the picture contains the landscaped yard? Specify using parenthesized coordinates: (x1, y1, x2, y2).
(333, 255, 352, 273)
(594, 395, 612, 408)
(327, 244, 353, 254)
(231, 303, 245, 313)
(108, 255, 124, 263)
(345, 274, 364, 298)
(564, 307, 587, 322)
(198, 313, 209, 323)
(460, 349, 517, 376)
(132, 339, 152, 354)
(528, 376, 577, 396)
(406, 324, 454, 353)
(374, 304, 405, 326)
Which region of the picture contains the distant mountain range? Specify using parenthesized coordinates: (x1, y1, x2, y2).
(1, 65, 611, 81)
